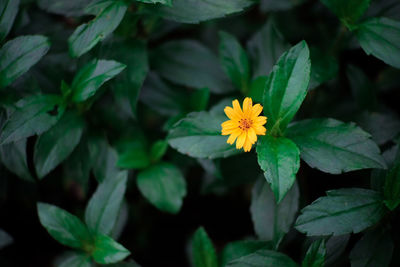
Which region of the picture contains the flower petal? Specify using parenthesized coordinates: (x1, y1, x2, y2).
(247, 127, 257, 144)
(243, 137, 252, 152)
(254, 116, 267, 125)
(222, 128, 236, 135)
(236, 131, 247, 149)
(224, 106, 239, 120)
(232, 100, 244, 118)
(253, 125, 267, 135)
(243, 97, 253, 117)
(251, 104, 263, 118)
(221, 120, 238, 130)
(227, 129, 241, 144)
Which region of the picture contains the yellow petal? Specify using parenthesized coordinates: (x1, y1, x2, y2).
(232, 100, 244, 118)
(243, 137, 252, 152)
(247, 127, 257, 144)
(236, 132, 247, 149)
(253, 125, 267, 135)
(221, 120, 238, 130)
(251, 104, 263, 118)
(224, 107, 240, 120)
(254, 116, 267, 125)
(227, 129, 241, 144)
(222, 128, 236, 135)
(243, 97, 253, 117)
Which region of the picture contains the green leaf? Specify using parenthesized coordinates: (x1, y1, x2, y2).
(37, 0, 92, 17)
(286, 118, 387, 174)
(34, 112, 84, 179)
(309, 48, 338, 89)
(250, 178, 299, 248)
(357, 112, 400, 146)
(116, 139, 150, 170)
(349, 228, 393, 267)
(191, 227, 218, 267)
(92, 233, 130, 264)
(0, 228, 13, 249)
(0, 139, 33, 181)
(247, 18, 289, 78)
(0, 94, 63, 144)
(149, 140, 168, 163)
(0, 35, 51, 88)
(302, 239, 326, 267)
(346, 64, 377, 111)
(320, 0, 371, 27)
(190, 87, 210, 112)
(295, 188, 387, 236)
(71, 59, 126, 102)
(56, 252, 92, 267)
(0, 0, 19, 41)
(356, 17, 400, 69)
(37, 202, 92, 249)
(135, 0, 172, 5)
(149, 0, 255, 24)
(167, 111, 240, 159)
(85, 171, 127, 236)
(226, 249, 297, 267)
(152, 40, 234, 94)
(263, 41, 311, 135)
(137, 162, 186, 214)
(221, 240, 272, 266)
(256, 135, 300, 203)
(249, 76, 268, 103)
(383, 151, 400, 210)
(219, 31, 251, 91)
(68, 1, 127, 57)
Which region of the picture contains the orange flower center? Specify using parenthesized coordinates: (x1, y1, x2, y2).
(239, 118, 252, 130)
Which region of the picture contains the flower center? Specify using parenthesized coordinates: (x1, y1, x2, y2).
(239, 118, 252, 130)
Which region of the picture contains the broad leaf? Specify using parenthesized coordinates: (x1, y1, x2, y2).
(0, 139, 33, 181)
(320, 0, 371, 27)
(34, 112, 84, 179)
(256, 135, 300, 203)
(191, 227, 218, 267)
(226, 249, 297, 267)
(37, 0, 92, 17)
(0, 0, 19, 41)
(0, 35, 51, 88)
(295, 188, 387, 236)
(356, 17, 400, 69)
(302, 239, 326, 267)
(0, 94, 63, 144)
(92, 234, 130, 264)
(250, 178, 299, 248)
(383, 150, 400, 210)
(85, 171, 127, 235)
(286, 118, 387, 174)
(71, 59, 126, 102)
(68, 2, 127, 57)
(37, 203, 92, 249)
(152, 40, 234, 94)
(221, 240, 272, 266)
(263, 41, 311, 135)
(167, 111, 240, 159)
(137, 162, 186, 214)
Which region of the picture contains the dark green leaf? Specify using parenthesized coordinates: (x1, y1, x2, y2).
(190, 87, 210, 112)
(325, 235, 350, 266)
(249, 76, 268, 103)
(149, 140, 168, 163)
(56, 252, 92, 267)
(250, 178, 299, 248)
(286, 118, 387, 174)
(226, 249, 297, 267)
(295, 188, 387, 236)
(167, 111, 240, 159)
(37, 202, 92, 249)
(135, 0, 172, 5)
(0, 35, 51, 88)
(349, 228, 393, 267)
(0, 0, 19, 41)
(356, 17, 400, 69)
(191, 227, 218, 267)
(34, 112, 84, 179)
(0, 139, 33, 181)
(92, 233, 130, 264)
(152, 40, 234, 94)
(221, 240, 272, 266)
(137, 162, 186, 214)
(320, 0, 371, 27)
(346, 64, 376, 111)
(0, 94, 63, 144)
(116, 139, 150, 170)
(68, 2, 127, 57)
(357, 112, 400, 146)
(71, 59, 126, 102)
(383, 151, 400, 210)
(256, 135, 300, 203)
(0, 229, 13, 249)
(37, 0, 92, 17)
(302, 239, 326, 267)
(219, 31, 251, 91)
(263, 41, 311, 135)
(85, 171, 127, 235)
(260, 0, 305, 12)
(309, 48, 338, 89)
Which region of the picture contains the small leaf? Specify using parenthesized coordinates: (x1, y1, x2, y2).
(383, 151, 400, 210)
(71, 59, 126, 102)
(221, 240, 272, 266)
(56, 252, 93, 267)
(116, 139, 150, 170)
(0, 0, 19, 41)
(149, 140, 168, 163)
(256, 135, 300, 203)
(34, 112, 84, 179)
(68, 2, 127, 57)
(286, 118, 387, 174)
(137, 162, 186, 214)
(0, 139, 33, 181)
(0, 35, 51, 88)
(37, 203, 92, 249)
(92, 234, 130, 264)
(191, 227, 218, 267)
(302, 239, 326, 267)
(320, 0, 371, 27)
(85, 171, 127, 236)
(226, 249, 297, 267)
(0, 229, 13, 249)
(356, 17, 400, 69)
(295, 188, 387, 236)
(263, 41, 311, 135)
(167, 111, 240, 159)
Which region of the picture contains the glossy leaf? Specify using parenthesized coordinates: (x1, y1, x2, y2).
(302, 239, 326, 267)
(85, 171, 127, 235)
(34, 112, 84, 179)
(92, 234, 130, 264)
(0, 139, 33, 181)
(256, 135, 300, 203)
(221, 240, 272, 266)
(167, 111, 240, 159)
(137, 162, 186, 214)
(320, 0, 371, 27)
(226, 249, 297, 267)
(0, 0, 19, 41)
(286, 118, 387, 174)
(295, 188, 387, 236)
(88, 136, 119, 183)
(263, 41, 311, 135)
(191, 227, 218, 267)
(0, 35, 51, 88)
(71, 59, 126, 102)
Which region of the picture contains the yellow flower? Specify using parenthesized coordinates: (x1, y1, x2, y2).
(221, 97, 267, 152)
